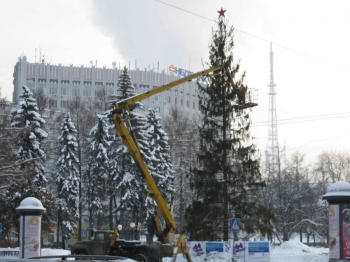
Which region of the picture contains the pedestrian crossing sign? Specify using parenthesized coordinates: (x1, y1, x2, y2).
(231, 218, 240, 232)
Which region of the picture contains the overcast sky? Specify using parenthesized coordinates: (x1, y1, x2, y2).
(1, 0, 350, 166)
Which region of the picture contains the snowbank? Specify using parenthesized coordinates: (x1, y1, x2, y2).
(271, 238, 328, 262)
(0, 240, 330, 262)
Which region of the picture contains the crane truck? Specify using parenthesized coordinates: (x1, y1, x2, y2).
(70, 62, 257, 262)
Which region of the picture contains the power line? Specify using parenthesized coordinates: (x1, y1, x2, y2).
(155, 0, 334, 67)
(0, 71, 12, 77)
(286, 135, 349, 151)
(251, 114, 350, 128)
(252, 111, 350, 125)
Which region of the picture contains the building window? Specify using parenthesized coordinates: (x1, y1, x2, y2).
(175, 98, 177, 105)
(193, 102, 195, 109)
(73, 81, 80, 86)
(106, 83, 114, 87)
(49, 87, 57, 95)
(61, 88, 67, 96)
(181, 99, 183, 107)
(84, 81, 92, 87)
(61, 100, 68, 108)
(187, 101, 189, 108)
(83, 89, 91, 97)
(27, 79, 34, 87)
(38, 79, 46, 87)
(72, 89, 80, 96)
(61, 80, 69, 85)
(49, 100, 57, 109)
(107, 89, 113, 95)
(94, 82, 103, 87)
(50, 80, 58, 86)
(139, 84, 149, 90)
(168, 96, 171, 103)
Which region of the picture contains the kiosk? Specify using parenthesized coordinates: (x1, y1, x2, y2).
(323, 181, 350, 261)
(16, 197, 46, 258)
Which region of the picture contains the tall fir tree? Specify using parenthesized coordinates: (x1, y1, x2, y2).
(56, 113, 79, 243)
(11, 86, 48, 189)
(109, 67, 155, 227)
(87, 115, 117, 229)
(185, 17, 271, 240)
(145, 108, 174, 202)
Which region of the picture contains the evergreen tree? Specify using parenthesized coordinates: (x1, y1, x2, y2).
(87, 115, 115, 228)
(67, 97, 96, 239)
(185, 17, 271, 240)
(109, 67, 155, 227)
(11, 86, 48, 189)
(56, 113, 79, 242)
(145, 108, 174, 201)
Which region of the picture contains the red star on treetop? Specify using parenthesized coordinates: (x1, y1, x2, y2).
(218, 7, 226, 17)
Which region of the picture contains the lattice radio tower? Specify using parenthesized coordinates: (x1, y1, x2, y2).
(265, 43, 280, 174)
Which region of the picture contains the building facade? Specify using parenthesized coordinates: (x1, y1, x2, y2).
(13, 56, 201, 120)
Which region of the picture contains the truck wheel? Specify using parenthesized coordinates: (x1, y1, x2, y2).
(74, 251, 88, 260)
(132, 253, 150, 262)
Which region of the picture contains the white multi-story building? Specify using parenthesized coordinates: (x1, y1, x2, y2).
(13, 56, 201, 120)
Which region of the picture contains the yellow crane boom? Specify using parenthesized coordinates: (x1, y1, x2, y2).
(111, 62, 256, 261)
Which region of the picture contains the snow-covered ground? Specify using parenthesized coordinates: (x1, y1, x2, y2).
(0, 239, 329, 262)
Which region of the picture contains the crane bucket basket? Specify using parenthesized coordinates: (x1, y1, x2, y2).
(234, 88, 258, 110)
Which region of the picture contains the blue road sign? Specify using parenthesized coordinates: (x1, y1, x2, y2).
(231, 218, 240, 233)
(81, 230, 86, 237)
(0, 223, 2, 234)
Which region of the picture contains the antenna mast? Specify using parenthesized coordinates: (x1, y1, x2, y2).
(266, 43, 280, 175)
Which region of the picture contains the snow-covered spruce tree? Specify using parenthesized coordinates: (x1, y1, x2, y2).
(145, 108, 174, 202)
(67, 96, 96, 238)
(87, 115, 116, 229)
(56, 113, 79, 243)
(185, 17, 272, 241)
(11, 86, 48, 189)
(109, 67, 155, 229)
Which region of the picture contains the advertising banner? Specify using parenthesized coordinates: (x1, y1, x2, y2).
(342, 204, 350, 258)
(188, 241, 205, 253)
(23, 216, 41, 258)
(234, 241, 245, 262)
(329, 204, 340, 259)
(188, 240, 233, 255)
(206, 242, 224, 253)
(245, 241, 270, 262)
